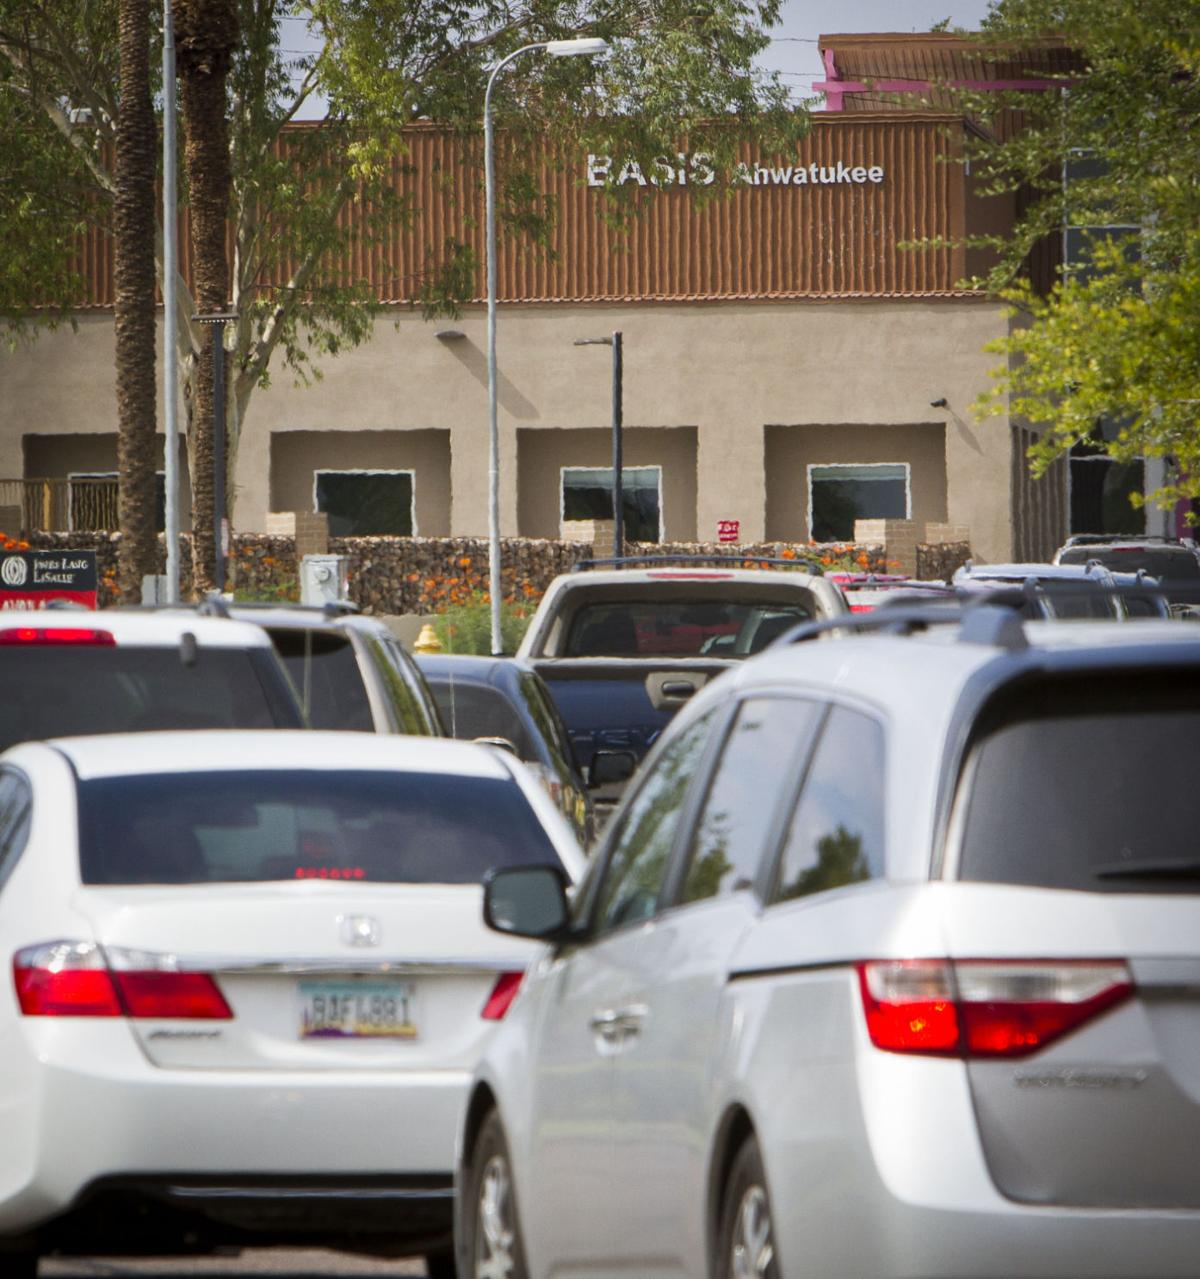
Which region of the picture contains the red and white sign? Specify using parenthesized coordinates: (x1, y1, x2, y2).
(717, 519, 740, 544)
(0, 550, 98, 610)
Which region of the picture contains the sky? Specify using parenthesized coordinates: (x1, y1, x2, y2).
(761, 0, 998, 102)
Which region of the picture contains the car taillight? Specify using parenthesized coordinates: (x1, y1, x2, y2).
(14, 941, 231, 1019)
(0, 627, 115, 646)
(856, 959, 1133, 1059)
(14, 942, 122, 1016)
(481, 971, 524, 1020)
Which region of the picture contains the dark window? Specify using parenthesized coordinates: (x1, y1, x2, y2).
(593, 711, 715, 934)
(365, 637, 434, 736)
(958, 673, 1200, 894)
(520, 674, 579, 783)
(774, 706, 885, 903)
(0, 770, 32, 890)
(1068, 450, 1144, 536)
(383, 639, 443, 735)
(809, 464, 908, 543)
(566, 599, 813, 658)
(562, 467, 661, 543)
(680, 698, 820, 905)
(78, 769, 560, 885)
(271, 631, 375, 732)
(431, 682, 533, 757)
(0, 648, 280, 752)
(315, 471, 414, 536)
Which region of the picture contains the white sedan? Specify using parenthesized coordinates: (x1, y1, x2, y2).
(0, 730, 584, 1278)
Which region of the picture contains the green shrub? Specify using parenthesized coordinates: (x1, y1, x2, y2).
(432, 592, 534, 655)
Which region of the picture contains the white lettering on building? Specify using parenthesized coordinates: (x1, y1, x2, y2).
(586, 152, 885, 189)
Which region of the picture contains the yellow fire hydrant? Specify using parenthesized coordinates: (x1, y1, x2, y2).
(413, 622, 442, 654)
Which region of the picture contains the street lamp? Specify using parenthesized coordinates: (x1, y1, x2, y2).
(574, 332, 624, 558)
(484, 35, 608, 654)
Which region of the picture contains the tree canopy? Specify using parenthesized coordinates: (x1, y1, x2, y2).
(0, 0, 802, 516)
(954, 0, 1200, 513)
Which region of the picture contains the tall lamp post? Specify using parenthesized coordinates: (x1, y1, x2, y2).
(574, 332, 624, 558)
(484, 35, 608, 655)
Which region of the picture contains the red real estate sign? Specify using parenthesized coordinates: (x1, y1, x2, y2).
(717, 519, 740, 544)
(0, 550, 98, 610)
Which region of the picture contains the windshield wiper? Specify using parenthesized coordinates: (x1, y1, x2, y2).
(1095, 857, 1200, 880)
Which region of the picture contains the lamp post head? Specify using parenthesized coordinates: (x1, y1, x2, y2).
(545, 37, 609, 58)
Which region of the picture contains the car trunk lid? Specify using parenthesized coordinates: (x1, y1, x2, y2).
(73, 884, 534, 1071)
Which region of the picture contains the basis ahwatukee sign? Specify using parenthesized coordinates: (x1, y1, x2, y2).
(0, 550, 98, 610)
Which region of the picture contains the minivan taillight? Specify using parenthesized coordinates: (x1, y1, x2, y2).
(14, 941, 231, 1019)
(481, 971, 524, 1020)
(0, 627, 115, 646)
(856, 959, 1133, 1059)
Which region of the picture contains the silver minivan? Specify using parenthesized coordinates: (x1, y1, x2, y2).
(458, 608, 1200, 1278)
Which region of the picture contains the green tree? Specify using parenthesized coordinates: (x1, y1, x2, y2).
(946, 0, 1200, 513)
(1, 0, 801, 585)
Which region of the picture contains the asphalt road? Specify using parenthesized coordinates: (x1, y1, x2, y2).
(40, 1252, 428, 1277)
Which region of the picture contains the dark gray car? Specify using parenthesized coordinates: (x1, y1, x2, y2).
(224, 605, 443, 737)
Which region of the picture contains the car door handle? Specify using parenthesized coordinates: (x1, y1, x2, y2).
(590, 1008, 623, 1037)
(614, 1003, 648, 1037)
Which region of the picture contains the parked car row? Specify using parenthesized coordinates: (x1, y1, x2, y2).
(3, 543, 1200, 1277)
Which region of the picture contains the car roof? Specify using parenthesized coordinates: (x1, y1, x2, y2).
(550, 567, 824, 589)
(708, 616, 1200, 722)
(955, 562, 1111, 582)
(33, 730, 513, 781)
(0, 609, 276, 648)
(415, 653, 534, 687)
(221, 605, 391, 638)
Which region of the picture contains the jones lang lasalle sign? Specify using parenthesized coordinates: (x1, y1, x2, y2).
(586, 152, 887, 189)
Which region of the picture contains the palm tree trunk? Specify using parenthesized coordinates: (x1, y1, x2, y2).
(114, 0, 157, 598)
(175, 0, 238, 595)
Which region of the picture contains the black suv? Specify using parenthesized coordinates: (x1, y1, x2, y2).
(1054, 535, 1200, 606)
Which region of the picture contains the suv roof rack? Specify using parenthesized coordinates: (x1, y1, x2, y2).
(774, 599, 1028, 652)
(1062, 533, 1180, 547)
(224, 599, 360, 617)
(571, 553, 824, 574)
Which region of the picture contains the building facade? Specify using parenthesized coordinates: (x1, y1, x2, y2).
(2, 36, 1086, 562)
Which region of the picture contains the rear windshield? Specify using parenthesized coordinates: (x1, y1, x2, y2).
(1060, 546, 1200, 582)
(0, 647, 279, 752)
(271, 631, 374, 731)
(958, 672, 1200, 893)
(430, 683, 534, 759)
(77, 769, 560, 885)
(566, 600, 812, 657)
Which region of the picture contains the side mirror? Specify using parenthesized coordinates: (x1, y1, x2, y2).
(588, 749, 636, 788)
(483, 864, 571, 940)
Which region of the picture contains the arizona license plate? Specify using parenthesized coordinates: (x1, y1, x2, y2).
(298, 979, 417, 1039)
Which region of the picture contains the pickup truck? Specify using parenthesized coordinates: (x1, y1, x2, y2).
(516, 558, 848, 807)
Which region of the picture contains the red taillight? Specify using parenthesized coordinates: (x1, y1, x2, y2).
(114, 972, 232, 1019)
(857, 959, 1133, 1059)
(14, 942, 122, 1016)
(481, 970, 524, 1020)
(14, 941, 231, 1019)
(0, 627, 115, 646)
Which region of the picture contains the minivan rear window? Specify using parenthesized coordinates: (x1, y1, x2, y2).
(78, 769, 561, 885)
(0, 647, 281, 752)
(957, 672, 1200, 893)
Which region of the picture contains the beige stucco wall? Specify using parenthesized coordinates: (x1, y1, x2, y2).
(517, 427, 698, 542)
(764, 423, 948, 543)
(0, 298, 1015, 561)
(270, 429, 451, 537)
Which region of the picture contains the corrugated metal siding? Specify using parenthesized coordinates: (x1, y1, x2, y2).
(72, 114, 974, 308)
(1011, 423, 1068, 560)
